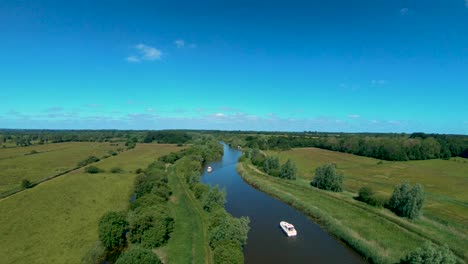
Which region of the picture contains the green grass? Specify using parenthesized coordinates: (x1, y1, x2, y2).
(0, 143, 182, 264)
(0, 142, 125, 194)
(164, 158, 212, 264)
(267, 147, 468, 229)
(238, 154, 468, 263)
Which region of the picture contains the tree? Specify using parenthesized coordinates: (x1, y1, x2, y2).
(263, 156, 280, 176)
(98, 211, 128, 249)
(115, 246, 161, 264)
(311, 163, 343, 192)
(388, 181, 425, 219)
(203, 185, 226, 212)
(400, 242, 456, 264)
(85, 166, 103, 174)
(279, 159, 297, 180)
(213, 240, 244, 264)
(356, 187, 386, 207)
(210, 216, 250, 249)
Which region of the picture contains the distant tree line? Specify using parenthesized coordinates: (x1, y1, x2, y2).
(243, 133, 468, 161)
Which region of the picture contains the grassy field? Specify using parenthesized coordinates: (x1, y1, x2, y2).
(267, 148, 468, 228)
(240, 148, 468, 263)
(0, 142, 125, 194)
(163, 158, 212, 264)
(0, 143, 181, 264)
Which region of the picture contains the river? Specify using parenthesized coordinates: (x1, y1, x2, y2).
(201, 143, 364, 264)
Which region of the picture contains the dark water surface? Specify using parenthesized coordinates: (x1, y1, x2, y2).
(201, 143, 364, 264)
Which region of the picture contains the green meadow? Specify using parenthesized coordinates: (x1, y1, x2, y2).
(0, 142, 125, 194)
(267, 147, 468, 228)
(237, 147, 468, 263)
(0, 143, 181, 264)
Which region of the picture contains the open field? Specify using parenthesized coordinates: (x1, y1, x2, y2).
(238, 154, 468, 263)
(267, 148, 468, 228)
(0, 143, 182, 264)
(0, 142, 125, 194)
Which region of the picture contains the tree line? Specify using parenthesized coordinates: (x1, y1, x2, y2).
(243, 133, 468, 161)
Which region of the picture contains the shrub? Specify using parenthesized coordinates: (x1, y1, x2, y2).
(85, 166, 103, 174)
(279, 159, 297, 180)
(202, 185, 226, 212)
(387, 181, 425, 219)
(21, 179, 32, 189)
(115, 246, 161, 264)
(263, 156, 280, 176)
(111, 167, 124, 173)
(135, 168, 143, 174)
(81, 241, 105, 264)
(98, 211, 128, 250)
(356, 187, 386, 207)
(209, 215, 250, 249)
(311, 163, 343, 192)
(193, 183, 210, 200)
(213, 240, 244, 264)
(78, 156, 100, 167)
(127, 206, 174, 248)
(400, 242, 456, 264)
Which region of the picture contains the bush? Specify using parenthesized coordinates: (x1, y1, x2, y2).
(135, 168, 143, 174)
(98, 211, 128, 249)
(111, 167, 124, 173)
(21, 179, 32, 189)
(356, 187, 386, 207)
(193, 183, 210, 200)
(85, 166, 103, 174)
(213, 240, 244, 264)
(279, 159, 297, 180)
(115, 246, 161, 264)
(127, 206, 174, 248)
(387, 181, 425, 219)
(311, 163, 343, 192)
(202, 185, 226, 212)
(81, 241, 105, 264)
(400, 242, 456, 264)
(78, 156, 100, 167)
(263, 156, 280, 176)
(210, 215, 250, 249)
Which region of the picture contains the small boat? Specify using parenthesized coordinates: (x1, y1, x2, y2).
(280, 221, 297, 237)
(207, 166, 213, 173)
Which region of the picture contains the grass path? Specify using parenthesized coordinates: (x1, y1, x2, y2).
(238, 162, 467, 263)
(166, 165, 212, 264)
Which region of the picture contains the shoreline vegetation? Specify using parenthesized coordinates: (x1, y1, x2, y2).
(86, 140, 250, 263)
(237, 157, 466, 264)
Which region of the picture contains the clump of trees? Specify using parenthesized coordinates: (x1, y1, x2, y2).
(387, 181, 425, 219)
(78, 156, 100, 167)
(248, 149, 297, 180)
(311, 163, 343, 192)
(98, 211, 128, 250)
(400, 242, 456, 264)
(115, 246, 162, 264)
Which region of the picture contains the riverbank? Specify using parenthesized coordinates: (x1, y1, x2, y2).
(237, 161, 466, 264)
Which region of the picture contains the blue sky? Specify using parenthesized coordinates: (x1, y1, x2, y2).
(1, 0, 467, 133)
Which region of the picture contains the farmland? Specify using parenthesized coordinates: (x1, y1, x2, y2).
(0, 142, 125, 194)
(0, 143, 182, 264)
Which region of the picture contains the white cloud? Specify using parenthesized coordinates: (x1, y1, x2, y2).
(174, 39, 185, 48)
(126, 56, 140, 63)
(465, 0, 468, 8)
(213, 113, 225, 118)
(348, 114, 361, 119)
(136, 44, 162, 60)
(400, 8, 409, 15)
(127, 44, 162, 62)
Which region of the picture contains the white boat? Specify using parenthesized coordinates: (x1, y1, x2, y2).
(280, 221, 297, 237)
(207, 166, 213, 173)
